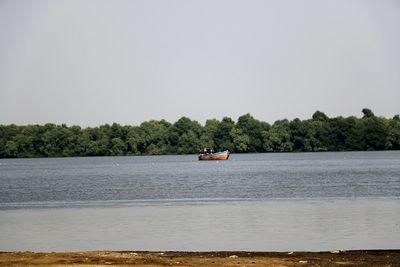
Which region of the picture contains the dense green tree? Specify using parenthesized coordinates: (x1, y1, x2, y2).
(177, 130, 201, 154)
(39, 124, 70, 157)
(237, 113, 270, 152)
(126, 127, 141, 155)
(262, 120, 293, 152)
(110, 137, 126, 156)
(387, 115, 400, 149)
(62, 126, 83, 157)
(307, 112, 332, 151)
(198, 119, 219, 150)
(230, 127, 250, 152)
(139, 120, 171, 155)
(173, 117, 201, 136)
(290, 118, 309, 151)
(213, 117, 235, 151)
(4, 141, 18, 157)
(363, 116, 388, 150)
(345, 117, 366, 150)
(0, 109, 398, 158)
(362, 108, 375, 118)
(329, 117, 352, 151)
(171, 117, 202, 154)
(312, 110, 329, 121)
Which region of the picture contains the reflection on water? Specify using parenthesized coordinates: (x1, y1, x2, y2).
(0, 198, 399, 252)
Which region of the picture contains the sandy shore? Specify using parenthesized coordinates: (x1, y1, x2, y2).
(1, 250, 400, 266)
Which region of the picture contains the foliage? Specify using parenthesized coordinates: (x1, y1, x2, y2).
(0, 108, 399, 158)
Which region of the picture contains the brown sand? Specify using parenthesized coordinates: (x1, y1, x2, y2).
(1, 250, 400, 266)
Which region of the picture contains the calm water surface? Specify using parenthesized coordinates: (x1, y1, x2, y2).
(0, 151, 399, 251)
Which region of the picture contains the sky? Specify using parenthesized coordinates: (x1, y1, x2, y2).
(0, 0, 399, 126)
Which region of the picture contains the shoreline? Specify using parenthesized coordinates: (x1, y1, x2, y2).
(1, 250, 400, 266)
(1, 150, 399, 160)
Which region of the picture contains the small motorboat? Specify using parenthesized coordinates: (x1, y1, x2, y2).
(198, 150, 230, 160)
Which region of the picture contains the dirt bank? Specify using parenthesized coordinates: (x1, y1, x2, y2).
(1, 250, 399, 266)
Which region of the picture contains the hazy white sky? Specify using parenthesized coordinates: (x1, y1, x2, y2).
(0, 0, 399, 126)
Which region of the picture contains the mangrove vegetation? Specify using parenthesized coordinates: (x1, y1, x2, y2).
(1, 108, 399, 158)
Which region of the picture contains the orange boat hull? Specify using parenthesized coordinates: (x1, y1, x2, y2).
(198, 150, 230, 160)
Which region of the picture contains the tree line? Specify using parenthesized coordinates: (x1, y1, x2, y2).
(0, 108, 399, 158)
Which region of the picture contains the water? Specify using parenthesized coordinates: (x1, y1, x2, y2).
(0, 151, 399, 251)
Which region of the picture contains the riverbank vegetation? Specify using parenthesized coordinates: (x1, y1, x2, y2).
(0, 109, 399, 158)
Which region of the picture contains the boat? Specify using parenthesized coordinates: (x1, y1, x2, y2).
(198, 150, 230, 160)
